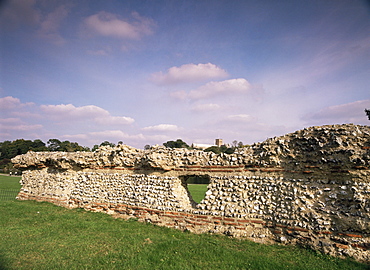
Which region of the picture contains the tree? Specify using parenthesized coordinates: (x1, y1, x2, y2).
(0, 139, 48, 160)
(0, 138, 89, 172)
(47, 139, 89, 152)
(231, 140, 244, 149)
(221, 145, 235, 154)
(365, 109, 370, 120)
(47, 139, 62, 151)
(31, 139, 47, 151)
(92, 141, 116, 151)
(204, 146, 221, 154)
(205, 145, 234, 154)
(99, 141, 116, 147)
(59, 141, 89, 152)
(163, 139, 190, 149)
(0, 139, 45, 172)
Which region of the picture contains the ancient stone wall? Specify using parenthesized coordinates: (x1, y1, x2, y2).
(12, 124, 370, 262)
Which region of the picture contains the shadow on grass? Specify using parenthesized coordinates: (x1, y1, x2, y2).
(0, 253, 11, 270)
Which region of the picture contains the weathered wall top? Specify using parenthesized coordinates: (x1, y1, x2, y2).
(12, 124, 370, 175)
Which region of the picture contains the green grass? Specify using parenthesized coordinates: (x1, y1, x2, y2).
(187, 184, 208, 203)
(0, 174, 21, 201)
(0, 175, 368, 269)
(0, 174, 21, 190)
(0, 200, 368, 269)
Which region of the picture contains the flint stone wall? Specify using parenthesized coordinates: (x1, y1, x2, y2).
(12, 124, 370, 262)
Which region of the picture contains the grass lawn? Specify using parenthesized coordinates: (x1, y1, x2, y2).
(187, 184, 208, 203)
(0, 204, 368, 269)
(0, 174, 21, 202)
(0, 174, 21, 190)
(0, 175, 368, 269)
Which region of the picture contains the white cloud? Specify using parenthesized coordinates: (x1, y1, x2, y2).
(95, 116, 135, 125)
(61, 130, 173, 148)
(303, 99, 370, 124)
(40, 104, 134, 125)
(142, 124, 180, 132)
(0, 97, 42, 137)
(170, 90, 188, 100)
(83, 11, 155, 40)
(189, 78, 251, 100)
(0, 96, 22, 110)
(151, 63, 228, 85)
(191, 103, 221, 112)
(0, 96, 33, 110)
(62, 130, 132, 145)
(0, 97, 139, 146)
(41, 104, 105, 118)
(225, 114, 254, 123)
(86, 130, 131, 140)
(11, 111, 41, 119)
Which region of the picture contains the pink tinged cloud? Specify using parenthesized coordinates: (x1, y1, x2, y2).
(151, 63, 229, 85)
(0, 96, 33, 110)
(226, 114, 254, 123)
(170, 90, 188, 100)
(188, 78, 251, 100)
(0, 0, 40, 28)
(0, 96, 22, 109)
(304, 99, 370, 123)
(61, 130, 131, 144)
(191, 103, 221, 112)
(0, 118, 42, 131)
(40, 104, 134, 125)
(84, 11, 155, 40)
(61, 130, 155, 146)
(37, 5, 69, 45)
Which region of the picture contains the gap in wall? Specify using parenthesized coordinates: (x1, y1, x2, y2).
(180, 175, 210, 204)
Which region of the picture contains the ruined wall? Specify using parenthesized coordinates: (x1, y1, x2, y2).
(12, 124, 370, 262)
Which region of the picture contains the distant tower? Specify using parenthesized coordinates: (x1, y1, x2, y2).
(215, 139, 223, 147)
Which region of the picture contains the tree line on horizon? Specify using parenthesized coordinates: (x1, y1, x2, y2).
(0, 138, 247, 173)
(0, 139, 117, 173)
(160, 139, 246, 154)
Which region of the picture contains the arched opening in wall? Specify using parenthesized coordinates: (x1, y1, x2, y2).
(180, 175, 210, 204)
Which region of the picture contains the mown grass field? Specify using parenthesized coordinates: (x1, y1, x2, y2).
(0, 175, 368, 269)
(0, 174, 21, 190)
(0, 174, 21, 202)
(187, 184, 208, 203)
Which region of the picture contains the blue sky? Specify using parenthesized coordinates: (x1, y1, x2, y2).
(1, 0, 369, 149)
